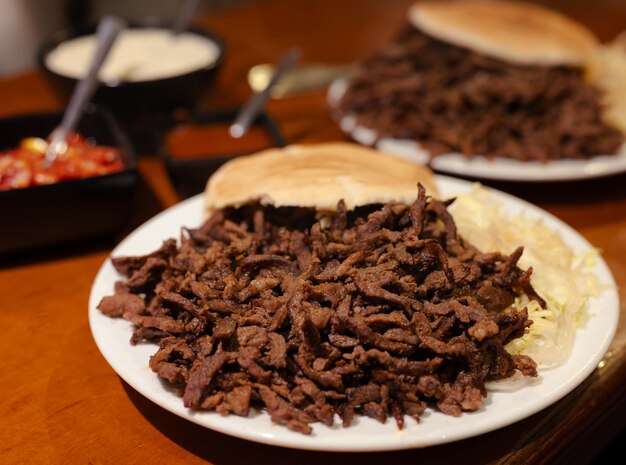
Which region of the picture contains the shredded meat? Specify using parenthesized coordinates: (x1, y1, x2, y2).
(98, 185, 542, 434)
(336, 26, 623, 162)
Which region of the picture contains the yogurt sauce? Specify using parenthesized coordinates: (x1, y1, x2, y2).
(45, 28, 221, 82)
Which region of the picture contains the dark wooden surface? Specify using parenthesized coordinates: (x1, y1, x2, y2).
(1, 1, 625, 464)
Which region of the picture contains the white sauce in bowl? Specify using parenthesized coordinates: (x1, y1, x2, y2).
(45, 28, 221, 83)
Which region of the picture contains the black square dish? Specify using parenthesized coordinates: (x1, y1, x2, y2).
(0, 106, 138, 255)
(162, 109, 285, 199)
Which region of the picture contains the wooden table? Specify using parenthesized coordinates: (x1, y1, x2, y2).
(2, 1, 625, 463)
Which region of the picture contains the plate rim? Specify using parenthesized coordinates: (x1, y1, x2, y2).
(88, 175, 620, 451)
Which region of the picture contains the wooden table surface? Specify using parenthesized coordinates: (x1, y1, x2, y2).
(2, 1, 626, 464)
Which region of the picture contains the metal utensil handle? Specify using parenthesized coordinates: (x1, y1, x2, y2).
(52, 16, 126, 146)
(230, 47, 301, 138)
(247, 63, 358, 97)
(172, 0, 200, 36)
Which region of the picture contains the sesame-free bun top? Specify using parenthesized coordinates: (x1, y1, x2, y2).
(408, 0, 599, 66)
(204, 142, 437, 214)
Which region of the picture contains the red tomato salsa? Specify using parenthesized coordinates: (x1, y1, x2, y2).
(0, 133, 124, 190)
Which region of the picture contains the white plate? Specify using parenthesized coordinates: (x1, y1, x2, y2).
(328, 79, 626, 182)
(88, 176, 619, 451)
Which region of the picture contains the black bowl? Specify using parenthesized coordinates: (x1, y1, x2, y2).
(0, 105, 138, 255)
(161, 109, 286, 199)
(38, 22, 226, 152)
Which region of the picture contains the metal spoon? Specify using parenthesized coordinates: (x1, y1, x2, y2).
(247, 62, 358, 98)
(230, 47, 301, 138)
(44, 15, 126, 167)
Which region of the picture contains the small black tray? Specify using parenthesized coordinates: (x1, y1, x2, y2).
(161, 109, 286, 199)
(0, 105, 138, 255)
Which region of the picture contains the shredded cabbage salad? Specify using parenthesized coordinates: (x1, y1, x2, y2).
(449, 186, 600, 368)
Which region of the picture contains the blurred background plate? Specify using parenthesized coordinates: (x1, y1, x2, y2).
(328, 78, 626, 182)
